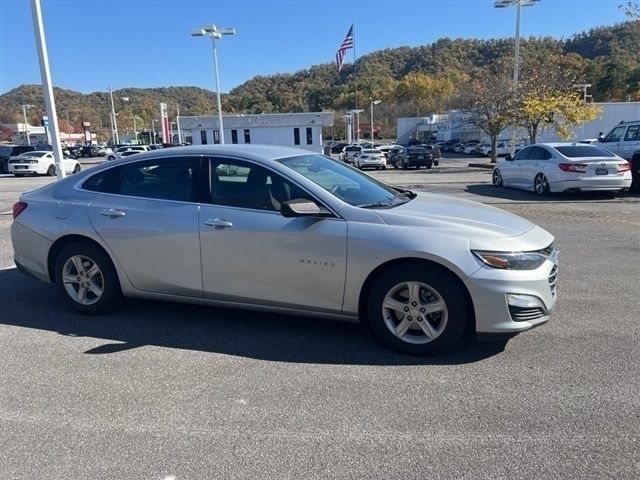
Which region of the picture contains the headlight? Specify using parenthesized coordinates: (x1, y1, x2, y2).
(472, 250, 548, 270)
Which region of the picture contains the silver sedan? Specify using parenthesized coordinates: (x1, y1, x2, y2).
(11, 145, 558, 355)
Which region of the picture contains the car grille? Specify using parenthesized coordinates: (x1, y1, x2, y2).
(509, 305, 546, 322)
(548, 265, 558, 297)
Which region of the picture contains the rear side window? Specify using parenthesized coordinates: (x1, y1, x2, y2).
(83, 157, 202, 202)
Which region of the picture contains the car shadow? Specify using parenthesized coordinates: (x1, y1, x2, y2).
(466, 183, 621, 202)
(0, 268, 508, 366)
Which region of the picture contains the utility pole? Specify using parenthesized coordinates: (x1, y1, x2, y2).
(176, 103, 183, 143)
(109, 85, 119, 145)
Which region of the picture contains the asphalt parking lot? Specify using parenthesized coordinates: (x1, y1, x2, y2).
(1, 157, 639, 479)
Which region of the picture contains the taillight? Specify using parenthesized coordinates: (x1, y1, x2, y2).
(617, 162, 631, 172)
(558, 163, 587, 173)
(12, 202, 28, 219)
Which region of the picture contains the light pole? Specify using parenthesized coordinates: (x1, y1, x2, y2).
(494, 0, 541, 153)
(349, 109, 364, 143)
(176, 103, 183, 144)
(21, 104, 34, 145)
(108, 85, 118, 145)
(152, 119, 158, 145)
(370, 100, 381, 142)
(191, 24, 235, 144)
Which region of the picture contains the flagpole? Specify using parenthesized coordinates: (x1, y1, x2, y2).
(353, 23, 358, 143)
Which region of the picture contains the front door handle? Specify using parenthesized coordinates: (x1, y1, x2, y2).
(100, 208, 126, 218)
(204, 218, 233, 228)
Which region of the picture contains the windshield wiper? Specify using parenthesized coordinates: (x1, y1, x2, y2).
(356, 201, 393, 209)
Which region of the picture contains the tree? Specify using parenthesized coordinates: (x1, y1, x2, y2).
(394, 72, 456, 116)
(0, 125, 13, 142)
(620, 1, 640, 18)
(456, 64, 515, 163)
(516, 54, 600, 143)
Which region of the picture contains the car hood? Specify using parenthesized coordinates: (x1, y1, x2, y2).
(376, 192, 552, 249)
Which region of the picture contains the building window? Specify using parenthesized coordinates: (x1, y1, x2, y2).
(294, 128, 300, 145)
(185, 135, 193, 145)
(244, 129, 251, 144)
(306, 127, 313, 145)
(200, 130, 207, 145)
(213, 129, 220, 144)
(231, 129, 238, 144)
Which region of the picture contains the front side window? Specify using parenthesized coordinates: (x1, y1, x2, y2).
(526, 147, 552, 160)
(83, 157, 201, 202)
(277, 154, 411, 208)
(603, 126, 627, 143)
(512, 147, 531, 161)
(210, 158, 311, 211)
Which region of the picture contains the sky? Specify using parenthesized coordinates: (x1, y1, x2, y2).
(0, 0, 630, 96)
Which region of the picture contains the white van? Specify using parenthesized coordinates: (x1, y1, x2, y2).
(598, 120, 640, 160)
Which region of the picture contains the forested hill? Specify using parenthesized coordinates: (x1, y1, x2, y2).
(1, 21, 638, 137)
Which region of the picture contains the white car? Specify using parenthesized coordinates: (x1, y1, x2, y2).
(339, 145, 363, 164)
(492, 143, 632, 195)
(7, 151, 80, 177)
(107, 145, 150, 161)
(354, 149, 387, 170)
(377, 144, 401, 159)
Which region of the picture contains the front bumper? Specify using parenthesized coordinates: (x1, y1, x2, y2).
(465, 257, 558, 334)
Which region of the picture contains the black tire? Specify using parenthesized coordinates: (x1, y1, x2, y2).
(534, 173, 550, 196)
(366, 264, 469, 356)
(14, 173, 25, 177)
(393, 164, 398, 169)
(426, 164, 433, 169)
(46, 164, 56, 176)
(54, 242, 122, 314)
(434, 161, 439, 166)
(492, 169, 503, 187)
(382, 165, 387, 170)
(402, 162, 408, 170)
(73, 164, 81, 174)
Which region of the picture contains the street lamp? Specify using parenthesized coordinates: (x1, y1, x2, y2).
(191, 24, 235, 144)
(370, 100, 381, 142)
(21, 104, 34, 145)
(494, 0, 541, 154)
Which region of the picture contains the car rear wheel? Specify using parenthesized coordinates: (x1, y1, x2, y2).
(73, 164, 81, 174)
(492, 169, 503, 187)
(55, 242, 122, 314)
(534, 174, 550, 196)
(402, 162, 408, 170)
(47, 164, 56, 176)
(367, 265, 468, 355)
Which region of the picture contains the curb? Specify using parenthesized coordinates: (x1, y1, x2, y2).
(468, 163, 496, 170)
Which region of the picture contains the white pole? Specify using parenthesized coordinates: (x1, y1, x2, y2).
(176, 103, 183, 144)
(211, 36, 225, 144)
(510, 0, 522, 155)
(30, 0, 65, 179)
(22, 105, 31, 146)
(370, 102, 374, 143)
(109, 85, 119, 145)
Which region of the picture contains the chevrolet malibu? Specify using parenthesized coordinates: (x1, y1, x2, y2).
(11, 145, 558, 355)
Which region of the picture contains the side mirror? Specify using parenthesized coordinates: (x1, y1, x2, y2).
(281, 199, 331, 218)
(505, 154, 513, 161)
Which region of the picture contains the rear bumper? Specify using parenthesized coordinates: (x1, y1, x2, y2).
(550, 175, 631, 192)
(8, 164, 46, 175)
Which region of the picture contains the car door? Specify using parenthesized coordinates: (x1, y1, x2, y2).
(198, 157, 347, 313)
(501, 147, 530, 186)
(599, 125, 628, 158)
(519, 146, 553, 188)
(85, 156, 204, 297)
(621, 125, 640, 160)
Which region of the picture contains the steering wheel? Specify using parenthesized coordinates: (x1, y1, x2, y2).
(330, 185, 345, 198)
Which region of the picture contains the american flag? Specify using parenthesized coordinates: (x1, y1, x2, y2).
(336, 25, 354, 72)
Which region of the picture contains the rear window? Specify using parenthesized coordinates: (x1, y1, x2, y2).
(407, 147, 428, 153)
(345, 146, 361, 152)
(555, 146, 616, 158)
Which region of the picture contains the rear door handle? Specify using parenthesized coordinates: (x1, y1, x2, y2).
(204, 218, 233, 228)
(100, 208, 126, 218)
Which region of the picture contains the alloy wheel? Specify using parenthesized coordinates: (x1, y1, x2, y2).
(62, 255, 104, 305)
(534, 174, 549, 195)
(381, 281, 448, 344)
(493, 169, 503, 186)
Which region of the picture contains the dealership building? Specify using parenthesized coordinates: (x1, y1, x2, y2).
(178, 112, 334, 152)
(397, 102, 640, 144)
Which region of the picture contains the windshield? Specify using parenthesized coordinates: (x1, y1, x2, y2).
(0, 146, 12, 156)
(555, 146, 616, 158)
(277, 154, 414, 208)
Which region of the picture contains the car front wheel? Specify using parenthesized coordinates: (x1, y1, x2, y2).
(55, 242, 122, 314)
(367, 265, 468, 355)
(46, 164, 56, 176)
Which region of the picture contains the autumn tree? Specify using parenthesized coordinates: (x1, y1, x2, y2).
(516, 54, 601, 142)
(394, 72, 456, 116)
(456, 64, 515, 163)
